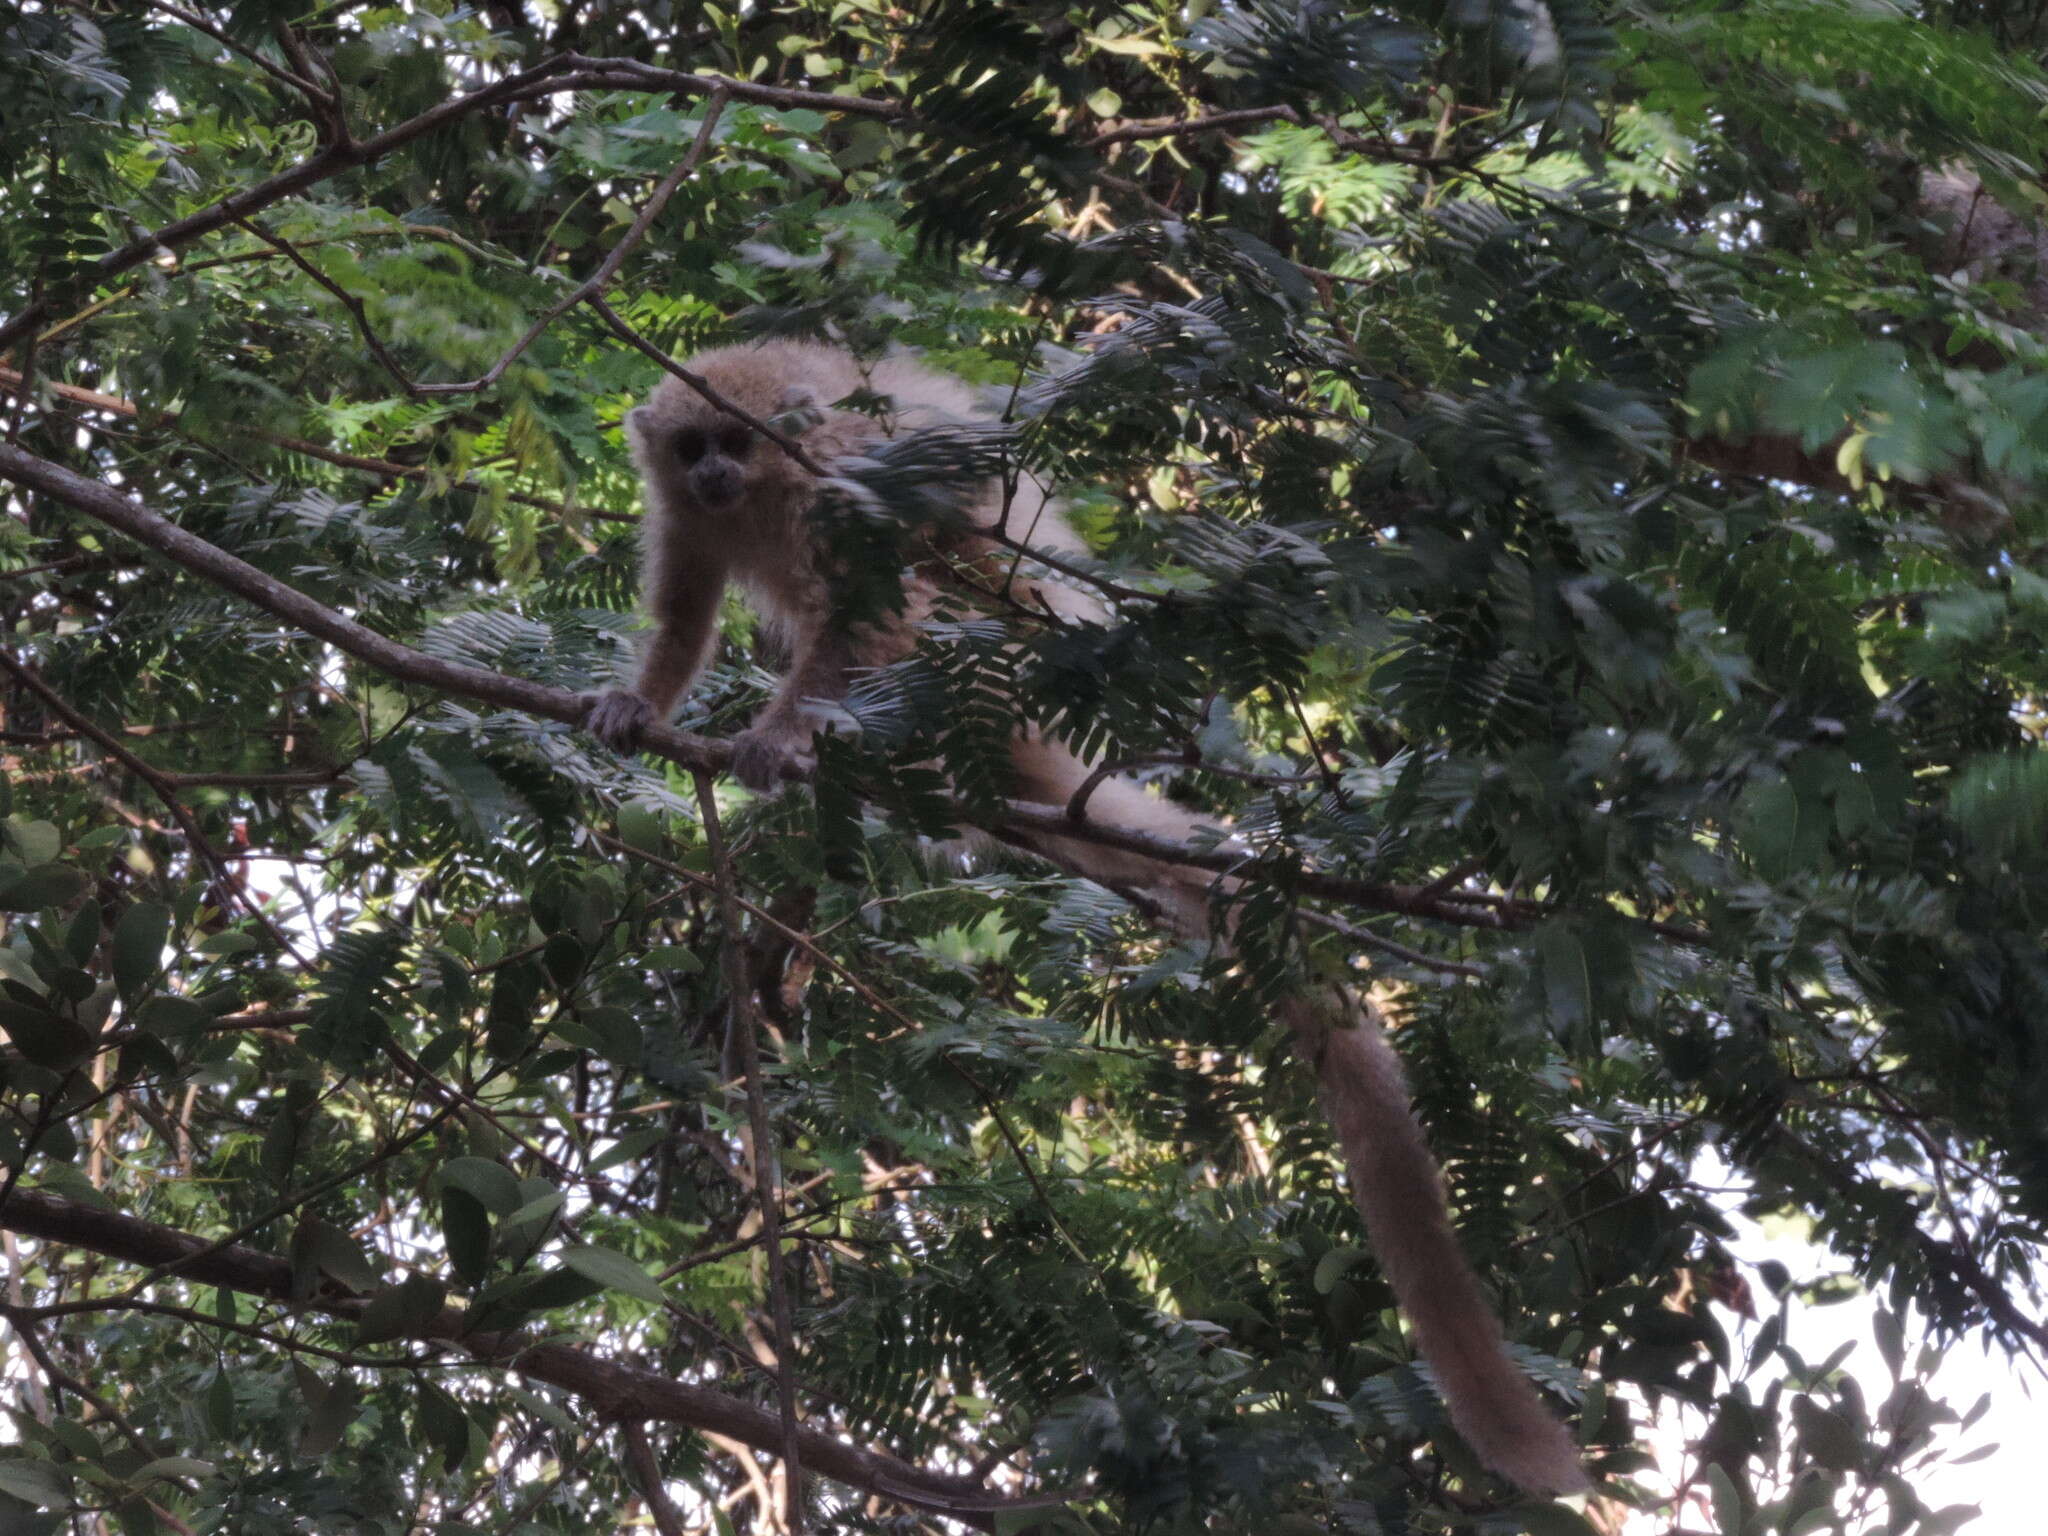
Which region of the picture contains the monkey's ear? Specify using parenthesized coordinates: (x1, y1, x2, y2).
(773, 385, 822, 437)
(623, 405, 653, 444)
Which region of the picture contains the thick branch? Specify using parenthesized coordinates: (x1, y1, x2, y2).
(0, 439, 1650, 936)
(0, 440, 724, 772)
(0, 1187, 1042, 1524)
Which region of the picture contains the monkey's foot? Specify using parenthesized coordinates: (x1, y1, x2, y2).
(730, 725, 814, 792)
(583, 689, 654, 752)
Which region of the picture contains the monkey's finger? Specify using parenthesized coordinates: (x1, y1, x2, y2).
(729, 732, 814, 792)
(583, 690, 653, 751)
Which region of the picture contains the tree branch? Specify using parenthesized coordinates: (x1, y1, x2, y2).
(0, 439, 715, 763)
(0, 1187, 1052, 1524)
(0, 438, 1691, 938)
(0, 366, 619, 524)
(417, 90, 731, 397)
(693, 771, 806, 1532)
(0, 55, 580, 355)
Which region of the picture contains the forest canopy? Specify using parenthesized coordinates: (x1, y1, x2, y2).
(0, 2, 2045, 1533)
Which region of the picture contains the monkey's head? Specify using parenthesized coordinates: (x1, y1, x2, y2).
(625, 348, 823, 519)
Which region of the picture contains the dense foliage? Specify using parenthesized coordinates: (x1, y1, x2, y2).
(0, 1, 2044, 1532)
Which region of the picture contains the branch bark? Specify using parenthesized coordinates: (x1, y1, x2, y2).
(0, 437, 1666, 939)
(0, 1186, 1054, 1524)
(0, 439, 719, 767)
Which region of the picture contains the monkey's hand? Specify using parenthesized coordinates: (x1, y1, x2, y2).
(729, 717, 816, 792)
(583, 689, 655, 752)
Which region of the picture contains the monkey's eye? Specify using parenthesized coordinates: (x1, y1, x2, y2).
(674, 428, 707, 463)
(717, 426, 752, 460)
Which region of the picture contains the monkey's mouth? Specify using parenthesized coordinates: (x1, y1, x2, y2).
(687, 472, 744, 511)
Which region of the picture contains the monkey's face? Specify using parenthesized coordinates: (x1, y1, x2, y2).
(627, 353, 827, 521)
(669, 419, 754, 511)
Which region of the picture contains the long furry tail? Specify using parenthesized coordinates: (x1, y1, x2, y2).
(1004, 744, 1587, 1493)
(1288, 989, 1589, 1494)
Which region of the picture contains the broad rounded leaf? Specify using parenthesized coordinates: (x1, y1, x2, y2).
(0, 1457, 71, 1509)
(111, 903, 171, 1002)
(0, 865, 91, 914)
(559, 1244, 666, 1305)
(0, 998, 93, 1072)
(438, 1156, 522, 1216)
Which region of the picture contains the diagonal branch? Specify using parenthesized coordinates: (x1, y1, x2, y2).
(233, 218, 423, 394)
(0, 1186, 1052, 1525)
(0, 438, 1663, 935)
(619, 1420, 688, 1536)
(143, 0, 335, 110)
(0, 439, 709, 759)
(416, 90, 732, 397)
(0, 54, 580, 355)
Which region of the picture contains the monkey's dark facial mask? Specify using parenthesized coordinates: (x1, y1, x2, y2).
(672, 422, 753, 511)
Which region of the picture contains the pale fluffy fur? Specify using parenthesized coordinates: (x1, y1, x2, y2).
(596, 340, 1588, 1495)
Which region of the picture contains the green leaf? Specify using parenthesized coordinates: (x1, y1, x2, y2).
(1536, 921, 1594, 1030)
(1791, 1395, 1865, 1472)
(129, 1457, 215, 1484)
(589, 1124, 667, 1174)
(558, 1244, 666, 1304)
(355, 1274, 448, 1345)
(0, 997, 93, 1072)
(204, 1371, 235, 1440)
(194, 930, 261, 958)
(0, 1458, 69, 1509)
(1702, 1462, 1743, 1536)
(416, 1380, 470, 1475)
(294, 1371, 360, 1460)
(305, 1221, 383, 1293)
(2, 821, 61, 866)
(1874, 1307, 1904, 1379)
(111, 903, 171, 1002)
(439, 1156, 521, 1215)
(61, 903, 97, 968)
(441, 1186, 493, 1289)
(0, 866, 91, 914)
(1509, 1504, 1601, 1536)
(617, 803, 666, 856)
(134, 995, 213, 1038)
(1311, 1246, 1363, 1295)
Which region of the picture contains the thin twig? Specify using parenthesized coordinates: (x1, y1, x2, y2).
(144, 0, 333, 106)
(1296, 908, 1489, 980)
(1087, 105, 1301, 147)
(0, 366, 623, 523)
(0, 54, 583, 355)
(587, 297, 825, 472)
(418, 90, 731, 397)
(691, 771, 805, 1534)
(234, 217, 421, 393)
(0, 645, 304, 961)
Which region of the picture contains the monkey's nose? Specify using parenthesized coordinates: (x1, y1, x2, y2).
(691, 464, 743, 508)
